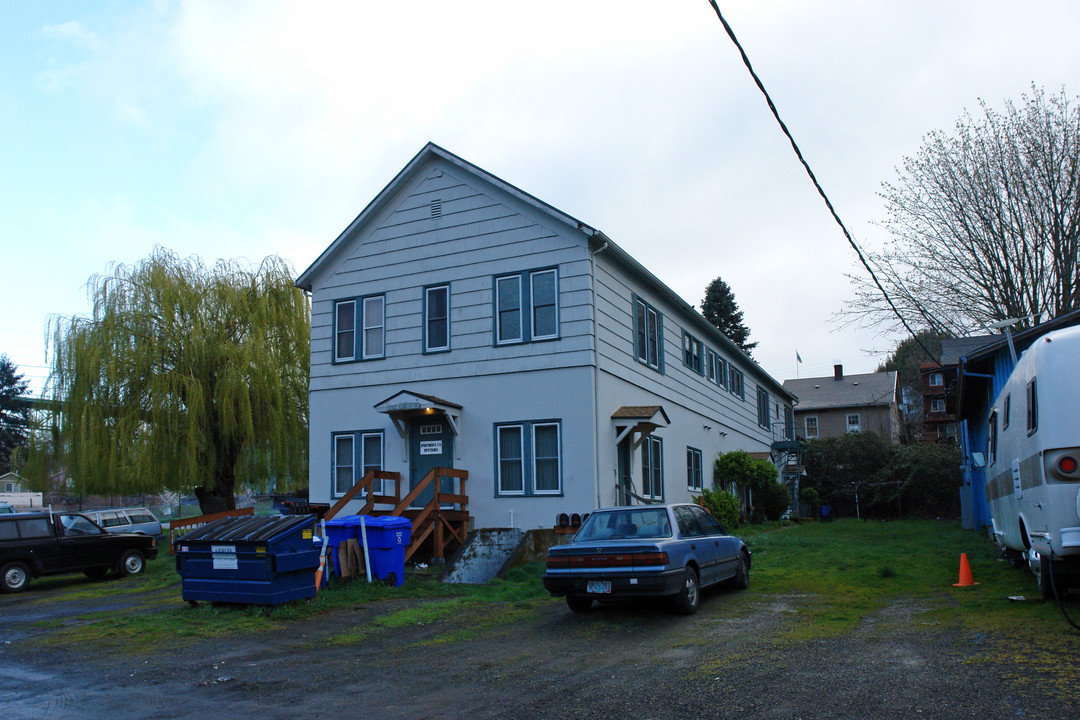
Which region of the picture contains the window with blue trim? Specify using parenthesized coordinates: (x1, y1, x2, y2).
(757, 387, 770, 429)
(334, 295, 385, 362)
(496, 420, 562, 496)
(331, 430, 384, 497)
(641, 435, 664, 500)
(683, 331, 704, 375)
(728, 365, 745, 399)
(686, 446, 703, 491)
(633, 296, 663, 371)
(495, 268, 558, 345)
(424, 284, 450, 353)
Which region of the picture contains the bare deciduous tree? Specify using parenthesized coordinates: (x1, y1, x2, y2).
(845, 85, 1080, 335)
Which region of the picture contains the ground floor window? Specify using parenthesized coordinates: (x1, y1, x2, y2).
(686, 447, 703, 491)
(331, 430, 384, 497)
(496, 420, 562, 496)
(641, 436, 664, 500)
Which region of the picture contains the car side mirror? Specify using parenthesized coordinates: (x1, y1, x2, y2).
(970, 452, 986, 469)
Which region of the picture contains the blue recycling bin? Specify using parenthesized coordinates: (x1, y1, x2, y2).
(348, 515, 412, 586)
(173, 515, 319, 606)
(323, 517, 350, 576)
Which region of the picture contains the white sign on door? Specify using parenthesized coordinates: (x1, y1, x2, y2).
(420, 440, 443, 455)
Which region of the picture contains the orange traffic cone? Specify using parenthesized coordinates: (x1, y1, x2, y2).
(952, 553, 979, 587)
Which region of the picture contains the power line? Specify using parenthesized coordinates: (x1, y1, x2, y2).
(705, 1, 941, 366)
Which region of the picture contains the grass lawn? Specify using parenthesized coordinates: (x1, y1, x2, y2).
(29, 519, 1080, 657)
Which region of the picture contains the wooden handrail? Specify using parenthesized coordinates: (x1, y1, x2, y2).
(325, 470, 401, 521)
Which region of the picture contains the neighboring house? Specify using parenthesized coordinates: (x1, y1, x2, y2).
(296, 142, 795, 532)
(917, 336, 995, 444)
(955, 309, 1080, 530)
(782, 365, 900, 444)
(0, 472, 24, 493)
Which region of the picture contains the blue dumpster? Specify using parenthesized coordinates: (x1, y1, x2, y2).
(349, 515, 412, 586)
(174, 515, 319, 606)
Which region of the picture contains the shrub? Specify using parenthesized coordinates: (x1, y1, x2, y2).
(697, 486, 741, 531)
(758, 479, 792, 521)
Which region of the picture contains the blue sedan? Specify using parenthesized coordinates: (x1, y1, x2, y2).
(543, 503, 750, 614)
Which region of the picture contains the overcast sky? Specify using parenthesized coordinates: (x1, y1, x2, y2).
(4, 1, 1080, 397)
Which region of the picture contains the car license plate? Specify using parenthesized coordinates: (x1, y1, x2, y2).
(587, 580, 612, 594)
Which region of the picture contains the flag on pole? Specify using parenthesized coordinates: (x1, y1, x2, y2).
(796, 350, 803, 363)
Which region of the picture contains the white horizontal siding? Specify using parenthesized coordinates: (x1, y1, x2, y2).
(308, 159, 596, 392)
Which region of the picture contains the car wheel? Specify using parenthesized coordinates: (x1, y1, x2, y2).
(117, 549, 146, 577)
(84, 567, 109, 580)
(2, 561, 30, 594)
(566, 594, 593, 613)
(730, 551, 750, 590)
(673, 567, 700, 615)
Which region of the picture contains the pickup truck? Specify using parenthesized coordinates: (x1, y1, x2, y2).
(0, 512, 158, 593)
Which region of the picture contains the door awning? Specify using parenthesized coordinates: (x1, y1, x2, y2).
(374, 390, 462, 436)
(611, 405, 670, 446)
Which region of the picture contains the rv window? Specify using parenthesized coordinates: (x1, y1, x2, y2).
(987, 411, 998, 466)
(1002, 395, 1010, 429)
(1027, 379, 1038, 435)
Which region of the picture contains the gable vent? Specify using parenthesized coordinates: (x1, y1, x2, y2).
(430, 199, 442, 218)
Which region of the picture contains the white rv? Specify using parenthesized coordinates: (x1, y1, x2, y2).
(982, 324, 1080, 598)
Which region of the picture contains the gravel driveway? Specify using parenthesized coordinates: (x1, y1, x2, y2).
(1, 576, 1078, 719)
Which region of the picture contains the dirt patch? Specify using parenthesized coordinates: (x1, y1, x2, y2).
(1, 582, 1078, 719)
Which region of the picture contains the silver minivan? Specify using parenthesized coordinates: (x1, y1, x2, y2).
(84, 507, 162, 538)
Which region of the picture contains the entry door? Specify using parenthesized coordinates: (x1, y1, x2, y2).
(409, 416, 454, 508)
(616, 435, 632, 506)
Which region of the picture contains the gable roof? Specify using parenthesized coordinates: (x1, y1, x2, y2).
(782, 371, 897, 411)
(295, 142, 794, 400)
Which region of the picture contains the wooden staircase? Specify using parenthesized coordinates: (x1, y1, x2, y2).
(324, 467, 469, 563)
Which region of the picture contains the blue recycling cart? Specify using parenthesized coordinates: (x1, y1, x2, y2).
(347, 515, 413, 586)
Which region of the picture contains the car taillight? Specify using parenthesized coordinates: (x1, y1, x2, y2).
(1059, 456, 1079, 474)
(633, 552, 668, 566)
(546, 556, 570, 570)
(572, 554, 635, 569)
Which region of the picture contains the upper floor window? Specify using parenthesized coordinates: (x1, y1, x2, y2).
(682, 332, 704, 375)
(706, 349, 717, 382)
(728, 366, 745, 399)
(495, 268, 559, 345)
(716, 355, 728, 389)
(1027, 379, 1038, 435)
(424, 284, 450, 353)
(633, 296, 663, 371)
(846, 413, 861, 433)
(929, 372, 943, 387)
(334, 295, 385, 362)
(756, 388, 770, 429)
(931, 398, 946, 413)
(804, 416, 818, 439)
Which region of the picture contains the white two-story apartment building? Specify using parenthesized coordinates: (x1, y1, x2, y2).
(296, 143, 795, 530)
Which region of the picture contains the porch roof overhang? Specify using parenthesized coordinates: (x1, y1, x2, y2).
(611, 405, 670, 446)
(374, 390, 463, 437)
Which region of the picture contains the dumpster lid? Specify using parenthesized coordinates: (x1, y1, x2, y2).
(180, 514, 316, 543)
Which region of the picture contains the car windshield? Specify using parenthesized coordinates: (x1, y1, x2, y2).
(576, 508, 672, 541)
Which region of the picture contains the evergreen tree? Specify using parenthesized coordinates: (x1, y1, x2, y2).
(701, 277, 757, 355)
(0, 355, 32, 474)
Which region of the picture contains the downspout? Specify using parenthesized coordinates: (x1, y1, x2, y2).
(588, 232, 610, 509)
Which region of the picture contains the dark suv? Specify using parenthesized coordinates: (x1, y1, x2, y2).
(0, 512, 158, 593)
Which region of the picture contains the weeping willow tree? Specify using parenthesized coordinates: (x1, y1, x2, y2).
(32, 248, 309, 514)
